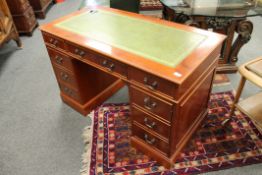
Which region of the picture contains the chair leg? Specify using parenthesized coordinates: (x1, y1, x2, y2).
(229, 76, 246, 117)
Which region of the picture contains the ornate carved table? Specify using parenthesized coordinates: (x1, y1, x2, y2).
(160, 0, 262, 73)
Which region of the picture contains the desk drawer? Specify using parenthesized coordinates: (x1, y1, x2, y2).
(53, 66, 77, 88)
(47, 48, 73, 70)
(128, 67, 174, 98)
(43, 33, 65, 49)
(67, 43, 127, 77)
(59, 83, 81, 102)
(130, 86, 173, 122)
(132, 123, 169, 155)
(132, 105, 170, 139)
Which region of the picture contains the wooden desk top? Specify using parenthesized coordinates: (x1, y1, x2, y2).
(40, 6, 226, 84)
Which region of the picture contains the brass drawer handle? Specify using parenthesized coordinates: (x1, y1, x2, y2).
(63, 87, 73, 95)
(144, 97, 157, 110)
(60, 72, 69, 81)
(102, 60, 108, 66)
(143, 77, 158, 90)
(144, 118, 156, 129)
(49, 38, 58, 46)
(144, 134, 156, 145)
(79, 51, 85, 57)
(102, 60, 115, 72)
(108, 63, 115, 72)
(54, 56, 63, 64)
(74, 48, 85, 57)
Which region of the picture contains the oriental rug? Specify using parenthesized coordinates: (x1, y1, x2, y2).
(140, 0, 163, 11)
(81, 91, 262, 175)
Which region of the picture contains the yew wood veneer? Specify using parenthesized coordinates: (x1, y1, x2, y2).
(40, 6, 226, 168)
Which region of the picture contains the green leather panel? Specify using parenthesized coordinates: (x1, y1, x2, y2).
(56, 9, 207, 67)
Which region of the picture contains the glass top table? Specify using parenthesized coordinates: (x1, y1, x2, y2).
(160, 0, 262, 18)
(160, 0, 262, 73)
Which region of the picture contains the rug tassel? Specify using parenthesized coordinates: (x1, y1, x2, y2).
(80, 112, 94, 175)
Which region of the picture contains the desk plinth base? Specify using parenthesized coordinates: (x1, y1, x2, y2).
(131, 109, 208, 168)
(61, 79, 125, 116)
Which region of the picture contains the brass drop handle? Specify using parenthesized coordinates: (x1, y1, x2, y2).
(50, 39, 58, 46)
(144, 118, 156, 129)
(144, 97, 157, 110)
(108, 63, 115, 72)
(60, 72, 69, 80)
(102, 60, 108, 66)
(55, 56, 63, 64)
(74, 49, 85, 57)
(102, 60, 115, 72)
(79, 51, 85, 57)
(74, 48, 80, 55)
(63, 87, 72, 95)
(144, 134, 156, 145)
(143, 77, 158, 90)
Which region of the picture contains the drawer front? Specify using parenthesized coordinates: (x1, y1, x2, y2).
(59, 83, 81, 102)
(47, 48, 73, 70)
(132, 105, 170, 138)
(128, 67, 174, 97)
(43, 34, 65, 49)
(67, 43, 127, 77)
(132, 123, 169, 154)
(130, 86, 173, 122)
(53, 67, 77, 88)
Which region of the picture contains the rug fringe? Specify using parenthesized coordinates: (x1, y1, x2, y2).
(80, 111, 94, 175)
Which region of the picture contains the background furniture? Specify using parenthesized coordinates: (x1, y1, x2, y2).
(28, 0, 54, 18)
(0, 0, 21, 47)
(6, 0, 38, 36)
(40, 7, 225, 167)
(110, 0, 140, 13)
(160, 0, 262, 73)
(230, 57, 262, 130)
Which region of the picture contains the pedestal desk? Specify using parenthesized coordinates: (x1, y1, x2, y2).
(40, 6, 225, 168)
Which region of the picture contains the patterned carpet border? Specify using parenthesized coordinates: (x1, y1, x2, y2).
(81, 91, 262, 175)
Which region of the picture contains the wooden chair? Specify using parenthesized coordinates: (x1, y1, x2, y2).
(230, 57, 262, 130)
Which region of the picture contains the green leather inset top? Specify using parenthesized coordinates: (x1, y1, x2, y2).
(55, 9, 207, 67)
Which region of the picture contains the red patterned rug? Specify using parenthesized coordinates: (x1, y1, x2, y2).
(81, 91, 262, 175)
(140, 0, 163, 11)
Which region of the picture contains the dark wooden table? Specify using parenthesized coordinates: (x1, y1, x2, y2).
(160, 0, 262, 73)
(40, 6, 225, 168)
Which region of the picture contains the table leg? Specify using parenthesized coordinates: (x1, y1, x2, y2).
(229, 20, 253, 65)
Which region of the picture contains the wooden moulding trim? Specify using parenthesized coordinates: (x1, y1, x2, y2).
(130, 136, 172, 168)
(170, 109, 208, 162)
(60, 79, 124, 116)
(216, 64, 238, 73)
